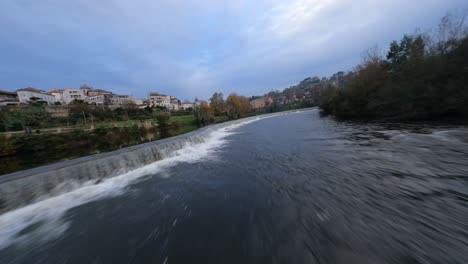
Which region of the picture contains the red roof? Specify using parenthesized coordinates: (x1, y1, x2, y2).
(48, 88, 64, 93)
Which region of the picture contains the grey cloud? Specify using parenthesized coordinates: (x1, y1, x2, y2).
(0, 0, 466, 99)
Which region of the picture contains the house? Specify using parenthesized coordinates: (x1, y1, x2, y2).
(85, 94, 132, 108)
(85, 94, 107, 105)
(62, 88, 87, 104)
(249, 96, 273, 109)
(170, 96, 179, 110)
(149, 93, 172, 108)
(180, 101, 194, 110)
(87, 89, 112, 97)
(0, 90, 19, 106)
(107, 94, 131, 106)
(16, 87, 56, 105)
(249, 97, 267, 109)
(48, 89, 65, 104)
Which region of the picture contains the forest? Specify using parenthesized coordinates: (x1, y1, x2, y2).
(319, 14, 468, 120)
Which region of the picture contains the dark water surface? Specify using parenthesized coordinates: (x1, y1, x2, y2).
(1, 110, 468, 263)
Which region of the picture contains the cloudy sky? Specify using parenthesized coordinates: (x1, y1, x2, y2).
(0, 0, 466, 100)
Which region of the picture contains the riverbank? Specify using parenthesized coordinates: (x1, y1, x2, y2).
(0, 115, 200, 175)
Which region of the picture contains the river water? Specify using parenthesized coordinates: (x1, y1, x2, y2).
(1, 109, 468, 264)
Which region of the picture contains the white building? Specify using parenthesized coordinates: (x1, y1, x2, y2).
(180, 101, 194, 110)
(149, 93, 172, 108)
(85, 95, 107, 105)
(85, 94, 132, 107)
(108, 94, 131, 106)
(62, 88, 87, 104)
(170, 96, 179, 110)
(49, 89, 65, 104)
(0, 90, 19, 106)
(148, 93, 181, 110)
(17, 87, 56, 105)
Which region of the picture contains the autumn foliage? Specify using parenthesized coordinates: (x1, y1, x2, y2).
(226, 93, 251, 119)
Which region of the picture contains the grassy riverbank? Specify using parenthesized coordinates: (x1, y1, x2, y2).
(0, 115, 199, 175)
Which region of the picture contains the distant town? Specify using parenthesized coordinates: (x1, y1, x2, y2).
(0, 86, 199, 111)
(0, 70, 349, 114)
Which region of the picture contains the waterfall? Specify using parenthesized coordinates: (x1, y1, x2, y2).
(0, 110, 311, 215)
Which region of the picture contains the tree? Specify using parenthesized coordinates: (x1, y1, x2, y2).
(209, 92, 225, 116)
(320, 13, 468, 120)
(238, 95, 251, 114)
(193, 102, 213, 126)
(68, 100, 92, 124)
(0, 106, 50, 131)
(155, 112, 171, 138)
(225, 94, 251, 119)
(155, 112, 170, 127)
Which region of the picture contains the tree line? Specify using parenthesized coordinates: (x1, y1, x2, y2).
(0, 100, 191, 132)
(319, 13, 468, 120)
(193, 92, 251, 126)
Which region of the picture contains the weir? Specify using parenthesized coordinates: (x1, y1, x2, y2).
(0, 110, 308, 214)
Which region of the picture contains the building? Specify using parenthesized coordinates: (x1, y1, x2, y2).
(149, 93, 172, 108)
(249, 97, 272, 109)
(87, 89, 112, 97)
(170, 96, 179, 110)
(85, 94, 107, 105)
(62, 88, 87, 104)
(79, 85, 91, 97)
(180, 101, 194, 110)
(0, 90, 19, 106)
(48, 89, 65, 104)
(85, 94, 132, 107)
(107, 94, 131, 106)
(17, 87, 56, 105)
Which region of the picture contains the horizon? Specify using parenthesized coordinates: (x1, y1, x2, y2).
(1, 0, 466, 100)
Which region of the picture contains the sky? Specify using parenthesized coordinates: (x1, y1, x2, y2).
(0, 0, 466, 100)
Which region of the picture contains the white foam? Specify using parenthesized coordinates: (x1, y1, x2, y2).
(0, 113, 288, 250)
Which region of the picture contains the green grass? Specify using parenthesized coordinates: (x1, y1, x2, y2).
(170, 115, 196, 124)
(170, 124, 199, 136)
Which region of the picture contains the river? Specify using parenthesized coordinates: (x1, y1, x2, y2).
(1, 109, 468, 264)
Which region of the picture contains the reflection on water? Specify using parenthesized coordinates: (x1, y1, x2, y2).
(1, 109, 468, 264)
